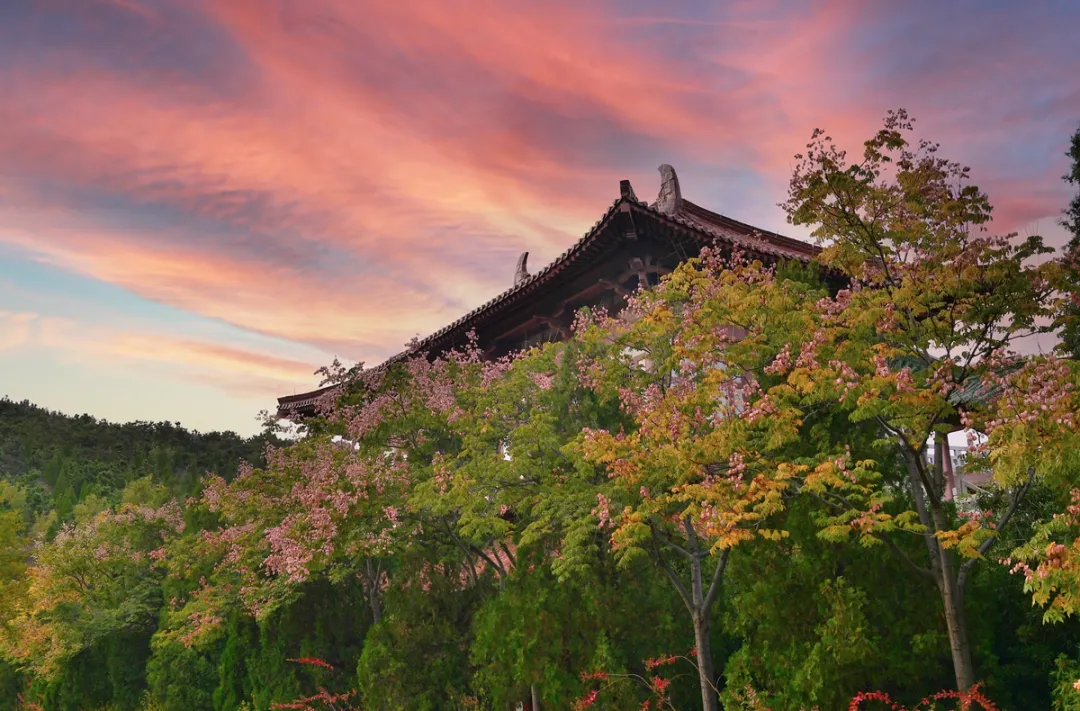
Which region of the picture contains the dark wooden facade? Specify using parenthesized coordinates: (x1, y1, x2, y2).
(277, 166, 820, 420)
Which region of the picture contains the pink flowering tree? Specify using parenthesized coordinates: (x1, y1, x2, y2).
(567, 253, 820, 711)
(441, 340, 641, 709)
(774, 109, 1078, 692)
(3, 502, 184, 678)
(383, 344, 528, 593)
(559, 109, 1079, 706)
(162, 379, 436, 643)
(322, 340, 544, 598)
(418, 339, 630, 576)
(161, 337, 531, 652)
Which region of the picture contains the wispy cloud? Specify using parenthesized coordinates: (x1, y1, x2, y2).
(0, 311, 36, 351)
(14, 311, 322, 398)
(0, 0, 1077, 432)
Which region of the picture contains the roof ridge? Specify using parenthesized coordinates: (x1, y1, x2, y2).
(279, 186, 821, 414)
(676, 200, 819, 254)
(399, 195, 628, 353)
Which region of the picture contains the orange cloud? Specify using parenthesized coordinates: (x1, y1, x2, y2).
(0, 0, 819, 368)
(0, 209, 465, 359)
(108, 334, 318, 382)
(0, 0, 1075, 388)
(29, 314, 325, 399)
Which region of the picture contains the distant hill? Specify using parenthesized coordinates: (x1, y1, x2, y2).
(0, 397, 278, 503)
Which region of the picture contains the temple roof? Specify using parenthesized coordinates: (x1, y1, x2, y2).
(277, 167, 820, 419)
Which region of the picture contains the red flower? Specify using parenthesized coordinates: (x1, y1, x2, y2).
(287, 657, 335, 670)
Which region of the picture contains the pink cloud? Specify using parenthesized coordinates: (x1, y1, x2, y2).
(0, 311, 36, 351)
(27, 314, 324, 399)
(0, 0, 1075, 388)
(0, 215, 459, 359)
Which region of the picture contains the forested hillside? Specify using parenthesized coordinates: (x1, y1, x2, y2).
(0, 398, 284, 710)
(0, 397, 274, 481)
(0, 397, 276, 534)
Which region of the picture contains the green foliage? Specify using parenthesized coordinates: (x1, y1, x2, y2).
(469, 551, 692, 710)
(0, 397, 275, 501)
(720, 504, 952, 710)
(121, 478, 171, 508)
(73, 494, 110, 525)
(145, 638, 220, 711)
(0, 659, 20, 711)
(1051, 652, 1080, 711)
(356, 552, 484, 711)
(5, 115, 1080, 711)
(0, 400, 276, 710)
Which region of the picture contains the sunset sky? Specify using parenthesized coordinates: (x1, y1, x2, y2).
(1, 0, 1078, 436)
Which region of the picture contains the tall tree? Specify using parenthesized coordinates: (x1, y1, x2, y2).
(568, 256, 815, 711)
(166, 344, 516, 645)
(777, 109, 1076, 691)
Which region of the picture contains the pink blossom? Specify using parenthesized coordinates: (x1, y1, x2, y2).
(872, 354, 891, 378)
(894, 367, 914, 392)
(531, 372, 555, 390)
(764, 344, 793, 375)
(593, 493, 613, 529)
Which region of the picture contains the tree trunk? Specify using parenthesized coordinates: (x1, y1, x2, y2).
(938, 569, 973, 691)
(365, 558, 383, 624)
(930, 507, 974, 691)
(933, 436, 959, 499)
(653, 520, 724, 711)
(908, 452, 976, 692)
(940, 439, 956, 502)
(692, 610, 718, 711)
(370, 590, 382, 624)
(688, 554, 719, 711)
(530, 684, 540, 711)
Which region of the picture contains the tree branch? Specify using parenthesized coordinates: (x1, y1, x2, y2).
(702, 548, 731, 612)
(444, 522, 479, 587)
(470, 542, 506, 580)
(877, 416, 931, 480)
(805, 488, 935, 580)
(497, 541, 517, 569)
(958, 467, 1036, 592)
(681, 514, 702, 559)
(650, 526, 693, 613)
(654, 525, 694, 561)
(873, 531, 936, 580)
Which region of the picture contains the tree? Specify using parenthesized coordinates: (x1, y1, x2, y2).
(1010, 489, 1080, 623)
(2, 501, 184, 708)
(355, 549, 485, 711)
(718, 500, 954, 710)
(165, 343, 515, 648)
(567, 255, 817, 711)
(775, 109, 1076, 691)
(0, 509, 29, 647)
(72, 494, 109, 525)
(120, 477, 170, 508)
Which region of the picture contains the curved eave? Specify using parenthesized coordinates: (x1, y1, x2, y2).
(276, 384, 338, 419)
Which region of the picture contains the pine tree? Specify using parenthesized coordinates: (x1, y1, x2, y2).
(52, 464, 69, 500)
(43, 452, 63, 488)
